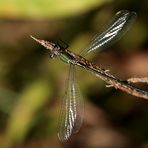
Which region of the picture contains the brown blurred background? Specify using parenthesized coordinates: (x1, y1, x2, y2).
(0, 0, 148, 148)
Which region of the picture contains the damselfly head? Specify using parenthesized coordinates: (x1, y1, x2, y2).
(31, 35, 61, 58)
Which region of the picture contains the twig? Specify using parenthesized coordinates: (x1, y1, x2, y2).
(31, 35, 148, 100)
(128, 77, 148, 84)
(90, 67, 148, 100)
(77, 58, 148, 100)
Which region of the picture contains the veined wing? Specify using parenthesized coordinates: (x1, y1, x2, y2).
(81, 10, 137, 55)
(58, 64, 84, 142)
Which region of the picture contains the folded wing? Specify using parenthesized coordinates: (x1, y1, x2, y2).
(81, 10, 137, 55)
(58, 64, 84, 142)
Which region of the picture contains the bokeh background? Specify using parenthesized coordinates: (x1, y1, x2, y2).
(0, 0, 148, 148)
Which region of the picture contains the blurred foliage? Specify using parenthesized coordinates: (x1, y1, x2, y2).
(4, 79, 52, 148)
(0, 0, 111, 19)
(0, 0, 148, 148)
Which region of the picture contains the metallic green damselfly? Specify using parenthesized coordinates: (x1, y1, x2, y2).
(31, 10, 148, 142)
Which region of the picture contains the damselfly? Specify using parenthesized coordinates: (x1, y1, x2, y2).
(31, 10, 148, 142)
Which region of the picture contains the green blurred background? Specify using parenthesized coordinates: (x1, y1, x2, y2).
(0, 0, 148, 148)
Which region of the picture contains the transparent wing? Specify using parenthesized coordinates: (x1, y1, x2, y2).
(58, 64, 84, 142)
(81, 10, 137, 55)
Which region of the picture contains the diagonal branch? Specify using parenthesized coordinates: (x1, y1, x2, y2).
(127, 77, 148, 84)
